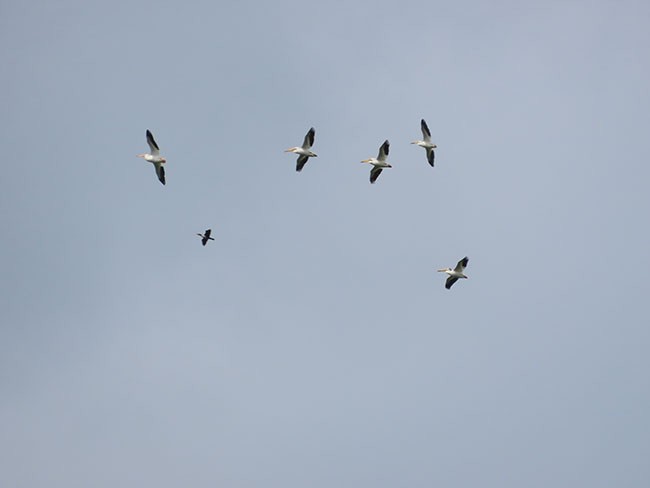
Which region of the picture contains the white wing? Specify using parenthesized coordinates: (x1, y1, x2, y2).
(420, 119, 431, 143)
(146, 129, 160, 156)
(377, 140, 389, 161)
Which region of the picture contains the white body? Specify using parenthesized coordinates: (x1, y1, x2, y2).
(137, 129, 166, 185)
(361, 140, 392, 183)
(411, 119, 437, 167)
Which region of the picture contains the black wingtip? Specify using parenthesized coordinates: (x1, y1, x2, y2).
(296, 155, 308, 172)
(421, 119, 431, 138)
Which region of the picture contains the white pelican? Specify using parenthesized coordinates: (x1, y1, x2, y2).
(437, 256, 469, 289)
(137, 129, 166, 185)
(197, 229, 214, 246)
(361, 139, 392, 184)
(285, 127, 317, 172)
(411, 119, 437, 167)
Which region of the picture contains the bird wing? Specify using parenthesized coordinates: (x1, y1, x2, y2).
(445, 275, 459, 289)
(426, 147, 435, 167)
(296, 154, 309, 172)
(202, 236, 208, 246)
(154, 162, 165, 185)
(302, 127, 315, 149)
(370, 166, 383, 184)
(454, 256, 469, 273)
(377, 140, 389, 161)
(421, 119, 431, 142)
(205, 229, 212, 239)
(146, 129, 160, 155)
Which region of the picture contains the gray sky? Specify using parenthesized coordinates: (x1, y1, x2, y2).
(2, 1, 650, 487)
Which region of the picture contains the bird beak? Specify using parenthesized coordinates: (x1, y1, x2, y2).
(436, 268, 446, 272)
(360, 159, 369, 163)
(284, 148, 293, 152)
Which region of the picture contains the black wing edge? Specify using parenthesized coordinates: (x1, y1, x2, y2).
(427, 148, 435, 167)
(381, 140, 390, 156)
(370, 167, 383, 184)
(296, 155, 309, 172)
(421, 119, 431, 138)
(445, 276, 459, 289)
(307, 127, 315, 147)
(157, 165, 166, 185)
(146, 129, 160, 151)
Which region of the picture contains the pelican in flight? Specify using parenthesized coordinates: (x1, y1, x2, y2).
(285, 127, 317, 172)
(197, 229, 214, 246)
(137, 129, 166, 185)
(361, 140, 392, 184)
(411, 119, 437, 167)
(437, 257, 469, 289)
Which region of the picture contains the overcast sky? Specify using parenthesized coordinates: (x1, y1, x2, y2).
(2, 1, 650, 487)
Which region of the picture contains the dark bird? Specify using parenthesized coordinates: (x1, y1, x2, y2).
(197, 229, 215, 246)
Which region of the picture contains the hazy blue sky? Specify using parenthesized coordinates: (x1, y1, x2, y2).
(2, 1, 650, 487)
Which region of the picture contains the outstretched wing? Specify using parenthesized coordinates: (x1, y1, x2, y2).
(445, 276, 459, 289)
(302, 127, 315, 149)
(426, 147, 435, 167)
(146, 129, 160, 155)
(420, 119, 431, 141)
(454, 256, 469, 273)
(377, 140, 389, 160)
(296, 154, 309, 172)
(154, 162, 165, 185)
(370, 166, 383, 184)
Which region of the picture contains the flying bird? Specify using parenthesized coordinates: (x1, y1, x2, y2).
(285, 127, 317, 172)
(437, 257, 469, 289)
(196, 229, 214, 246)
(361, 140, 392, 184)
(411, 119, 437, 167)
(137, 129, 166, 185)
